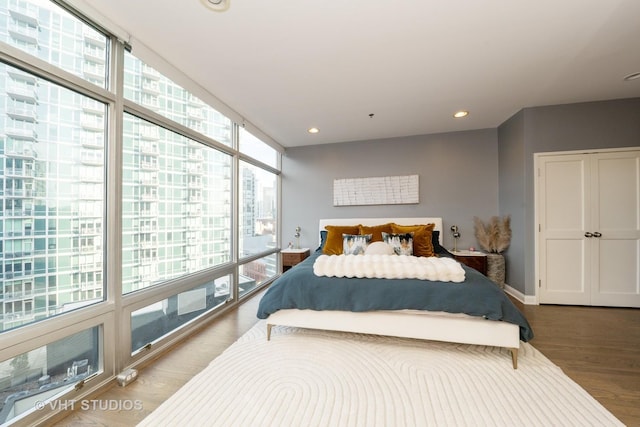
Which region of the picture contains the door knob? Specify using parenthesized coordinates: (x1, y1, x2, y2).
(584, 232, 593, 237)
(593, 232, 602, 237)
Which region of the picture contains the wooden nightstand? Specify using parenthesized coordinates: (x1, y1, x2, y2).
(452, 250, 488, 275)
(281, 248, 310, 272)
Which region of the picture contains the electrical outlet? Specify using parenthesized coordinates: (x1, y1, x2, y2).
(116, 368, 138, 387)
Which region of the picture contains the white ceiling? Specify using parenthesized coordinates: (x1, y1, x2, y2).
(74, 0, 640, 148)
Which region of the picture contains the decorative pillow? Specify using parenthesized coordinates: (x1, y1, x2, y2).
(391, 223, 435, 257)
(317, 230, 328, 251)
(358, 223, 393, 243)
(364, 241, 395, 255)
(343, 234, 372, 255)
(323, 225, 361, 255)
(382, 232, 414, 256)
(431, 230, 447, 255)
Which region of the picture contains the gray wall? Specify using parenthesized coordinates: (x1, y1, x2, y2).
(499, 97, 640, 296)
(497, 110, 526, 293)
(282, 97, 640, 298)
(282, 129, 499, 253)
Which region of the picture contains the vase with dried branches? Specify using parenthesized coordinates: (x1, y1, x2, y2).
(473, 215, 511, 288)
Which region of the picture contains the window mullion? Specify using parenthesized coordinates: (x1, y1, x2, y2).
(108, 37, 126, 375)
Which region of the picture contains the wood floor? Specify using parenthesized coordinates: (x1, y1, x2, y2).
(51, 290, 640, 427)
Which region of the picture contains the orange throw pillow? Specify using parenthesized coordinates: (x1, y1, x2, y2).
(390, 223, 436, 257)
(323, 225, 361, 255)
(358, 223, 393, 243)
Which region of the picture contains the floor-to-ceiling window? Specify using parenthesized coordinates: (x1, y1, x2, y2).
(0, 1, 281, 425)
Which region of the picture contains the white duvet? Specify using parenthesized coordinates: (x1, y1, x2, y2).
(313, 254, 466, 282)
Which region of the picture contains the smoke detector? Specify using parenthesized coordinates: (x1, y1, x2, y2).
(201, 0, 230, 12)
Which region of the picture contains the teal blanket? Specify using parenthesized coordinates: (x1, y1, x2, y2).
(257, 250, 533, 341)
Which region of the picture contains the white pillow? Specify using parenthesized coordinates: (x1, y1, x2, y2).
(364, 241, 395, 255)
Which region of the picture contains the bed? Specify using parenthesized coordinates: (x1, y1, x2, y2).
(257, 217, 533, 368)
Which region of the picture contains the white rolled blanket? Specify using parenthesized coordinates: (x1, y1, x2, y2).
(313, 254, 465, 282)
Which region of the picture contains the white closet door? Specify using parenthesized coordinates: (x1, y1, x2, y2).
(537, 149, 640, 307)
(538, 154, 591, 305)
(590, 151, 640, 307)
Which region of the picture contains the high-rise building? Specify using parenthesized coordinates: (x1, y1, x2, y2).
(0, 0, 108, 332)
(0, 0, 240, 331)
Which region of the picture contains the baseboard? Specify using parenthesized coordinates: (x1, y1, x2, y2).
(504, 284, 537, 305)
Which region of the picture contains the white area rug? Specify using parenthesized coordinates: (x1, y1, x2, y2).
(138, 321, 622, 427)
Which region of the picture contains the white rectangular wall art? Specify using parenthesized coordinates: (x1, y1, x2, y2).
(333, 174, 419, 206)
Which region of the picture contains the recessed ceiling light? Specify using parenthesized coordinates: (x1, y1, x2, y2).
(200, 0, 230, 12)
(453, 111, 469, 118)
(308, 127, 320, 134)
(623, 72, 640, 81)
